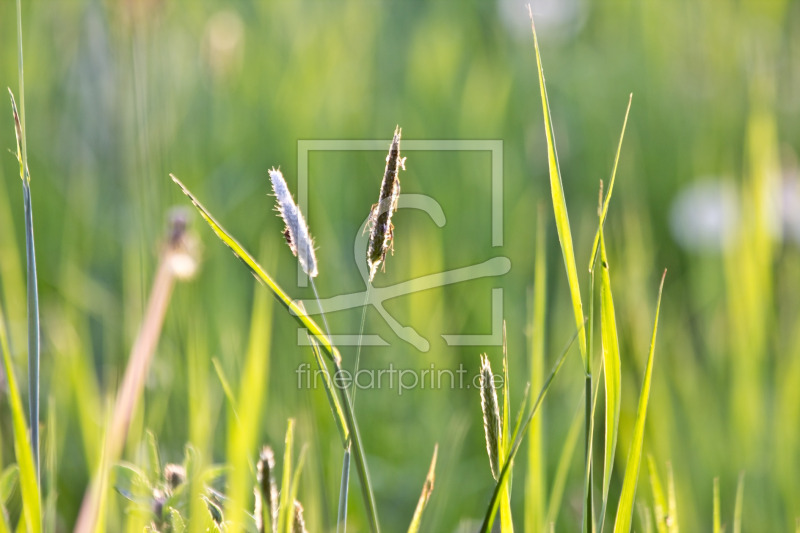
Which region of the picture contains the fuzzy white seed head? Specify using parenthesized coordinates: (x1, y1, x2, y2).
(269, 168, 318, 278)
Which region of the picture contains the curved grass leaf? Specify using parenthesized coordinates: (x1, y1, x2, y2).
(528, 8, 586, 365)
(599, 229, 622, 529)
(407, 444, 438, 533)
(170, 174, 340, 366)
(613, 270, 667, 533)
(479, 325, 583, 533)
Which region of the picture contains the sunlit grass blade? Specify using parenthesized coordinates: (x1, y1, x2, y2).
(588, 94, 633, 272)
(308, 338, 349, 444)
(277, 420, 295, 533)
(407, 444, 438, 533)
(613, 270, 667, 533)
(713, 478, 721, 533)
(647, 456, 668, 533)
(479, 324, 583, 533)
(0, 305, 41, 533)
(733, 473, 744, 533)
(286, 445, 308, 533)
(170, 174, 340, 366)
(509, 383, 531, 451)
(499, 324, 514, 533)
(528, 8, 586, 364)
(599, 229, 622, 530)
(667, 463, 679, 533)
(525, 207, 547, 533)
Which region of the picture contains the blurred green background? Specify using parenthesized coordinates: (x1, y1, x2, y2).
(1, 0, 800, 530)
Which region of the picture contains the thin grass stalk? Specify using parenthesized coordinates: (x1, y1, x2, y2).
(338, 287, 370, 533)
(11, 0, 40, 479)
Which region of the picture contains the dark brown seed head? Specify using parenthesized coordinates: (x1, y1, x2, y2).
(367, 126, 405, 282)
(256, 446, 278, 533)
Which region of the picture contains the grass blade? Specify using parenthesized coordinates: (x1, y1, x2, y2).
(499, 324, 514, 533)
(479, 324, 583, 533)
(9, 87, 40, 484)
(666, 463, 678, 533)
(733, 473, 744, 533)
(612, 270, 667, 533)
(407, 444, 438, 533)
(12, 0, 40, 482)
(170, 174, 341, 366)
(528, 8, 586, 365)
(525, 207, 547, 533)
(286, 445, 308, 533)
(599, 229, 622, 528)
(0, 306, 41, 533)
(277, 420, 295, 533)
(588, 95, 633, 272)
(647, 456, 668, 533)
(713, 478, 721, 533)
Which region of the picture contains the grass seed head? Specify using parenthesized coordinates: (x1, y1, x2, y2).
(269, 167, 318, 278)
(256, 446, 278, 533)
(292, 500, 308, 533)
(367, 126, 405, 281)
(480, 353, 502, 480)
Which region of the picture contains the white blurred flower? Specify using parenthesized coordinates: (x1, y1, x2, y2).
(498, 0, 587, 41)
(669, 178, 739, 252)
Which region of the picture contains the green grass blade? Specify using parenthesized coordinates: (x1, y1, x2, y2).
(170, 174, 340, 366)
(0, 306, 41, 533)
(407, 444, 438, 533)
(666, 463, 678, 533)
(12, 0, 40, 481)
(528, 8, 586, 365)
(526, 208, 547, 533)
(277, 420, 295, 533)
(9, 88, 40, 483)
(646, 456, 668, 533)
(588, 95, 633, 272)
(499, 324, 514, 533)
(713, 478, 721, 533)
(308, 338, 348, 445)
(336, 446, 351, 533)
(613, 271, 667, 533)
(599, 229, 622, 529)
(480, 324, 583, 533)
(733, 473, 744, 533)
(286, 445, 308, 533)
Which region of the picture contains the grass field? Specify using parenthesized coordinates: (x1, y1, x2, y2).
(1, 1, 800, 531)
